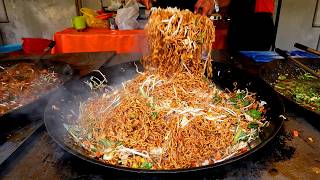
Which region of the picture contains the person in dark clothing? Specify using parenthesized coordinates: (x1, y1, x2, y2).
(228, 0, 275, 52)
(138, 0, 275, 52)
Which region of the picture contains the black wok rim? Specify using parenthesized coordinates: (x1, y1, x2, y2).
(45, 116, 284, 174)
(44, 62, 285, 174)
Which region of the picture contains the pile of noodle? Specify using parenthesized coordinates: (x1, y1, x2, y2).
(67, 8, 267, 170)
(143, 8, 215, 78)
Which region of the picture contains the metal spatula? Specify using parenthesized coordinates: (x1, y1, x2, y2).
(34, 40, 56, 68)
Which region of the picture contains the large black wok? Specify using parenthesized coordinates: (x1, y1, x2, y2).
(259, 58, 320, 116)
(0, 51, 115, 142)
(44, 61, 284, 173)
(0, 59, 73, 141)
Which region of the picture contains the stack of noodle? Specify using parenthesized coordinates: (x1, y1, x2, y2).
(75, 8, 263, 170)
(143, 8, 215, 78)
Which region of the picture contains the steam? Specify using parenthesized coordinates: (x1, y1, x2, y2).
(44, 54, 145, 148)
(0, 61, 72, 132)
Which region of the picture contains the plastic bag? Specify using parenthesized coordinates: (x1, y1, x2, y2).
(105, 0, 122, 11)
(115, 0, 139, 30)
(81, 8, 109, 29)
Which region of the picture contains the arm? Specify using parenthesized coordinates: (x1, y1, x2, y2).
(137, 0, 152, 10)
(194, 0, 231, 15)
(218, 0, 231, 7)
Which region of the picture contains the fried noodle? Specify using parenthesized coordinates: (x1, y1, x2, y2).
(66, 8, 268, 170)
(142, 8, 215, 78)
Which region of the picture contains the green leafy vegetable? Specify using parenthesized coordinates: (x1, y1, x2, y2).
(275, 85, 285, 90)
(247, 122, 259, 129)
(228, 97, 239, 108)
(212, 93, 222, 104)
(91, 147, 97, 152)
(147, 101, 155, 108)
(275, 72, 320, 112)
(236, 92, 245, 99)
(115, 141, 124, 146)
(247, 109, 262, 120)
(146, 98, 160, 110)
(99, 138, 112, 147)
(278, 74, 287, 80)
(229, 98, 237, 104)
(141, 162, 153, 169)
(63, 124, 81, 142)
(242, 100, 251, 107)
(275, 82, 286, 90)
(151, 112, 158, 120)
(300, 73, 317, 80)
(233, 128, 247, 144)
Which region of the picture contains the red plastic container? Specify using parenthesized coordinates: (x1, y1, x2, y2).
(22, 38, 51, 55)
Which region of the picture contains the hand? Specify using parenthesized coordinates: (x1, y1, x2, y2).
(137, 0, 151, 10)
(194, 0, 215, 16)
